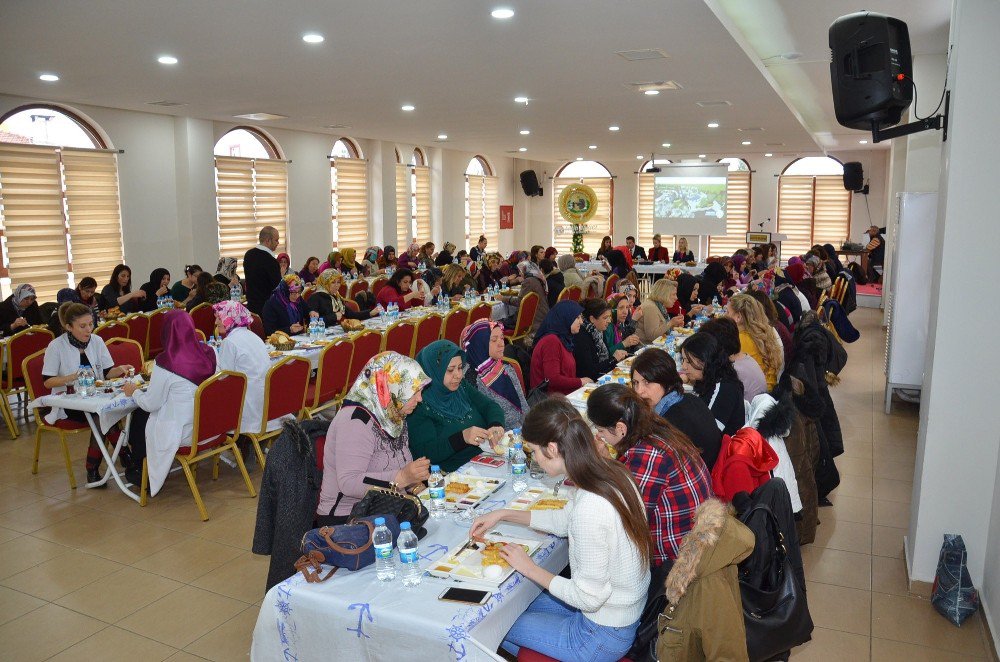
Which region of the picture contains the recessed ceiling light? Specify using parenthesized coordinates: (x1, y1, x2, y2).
(157, 55, 178, 65)
(644, 90, 660, 96)
(764, 152, 773, 157)
(608, 125, 620, 131)
(39, 73, 59, 82)
(491, 8, 515, 19)
(302, 33, 325, 44)
(859, 139, 868, 144)
(437, 134, 448, 140)
(518, 147, 528, 152)
(401, 104, 415, 111)
(588, 145, 598, 150)
(741, 141, 752, 145)
(575, 156, 583, 161)
(519, 129, 530, 135)
(707, 122, 719, 128)
(514, 96, 529, 104)
(233, 112, 288, 121)
(698, 154, 707, 158)
(636, 155, 644, 159)
(661, 142, 671, 148)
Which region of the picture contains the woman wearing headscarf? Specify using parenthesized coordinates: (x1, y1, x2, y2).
(316, 352, 432, 526)
(498, 251, 525, 285)
(214, 300, 271, 438)
(605, 249, 631, 279)
(0, 284, 43, 336)
(318, 251, 342, 274)
(376, 245, 397, 270)
(460, 320, 529, 429)
(605, 293, 641, 355)
(477, 252, 507, 292)
(823, 243, 844, 275)
(675, 273, 706, 318)
(540, 259, 563, 307)
(214, 257, 243, 292)
(298, 256, 320, 284)
(805, 254, 832, 291)
(262, 274, 309, 335)
(557, 254, 603, 297)
(276, 253, 291, 277)
(361, 246, 382, 275)
(185, 274, 228, 312)
(122, 311, 217, 491)
(501, 260, 550, 346)
(339, 248, 360, 277)
(308, 269, 377, 326)
(697, 261, 728, 307)
(397, 242, 422, 272)
(435, 241, 457, 267)
(529, 300, 589, 394)
(575, 298, 628, 381)
(775, 262, 807, 325)
(136, 268, 172, 313)
(408, 340, 506, 471)
(101, 264, 147, 313)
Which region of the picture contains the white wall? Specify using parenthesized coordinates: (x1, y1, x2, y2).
(985, 445, 1000, 653)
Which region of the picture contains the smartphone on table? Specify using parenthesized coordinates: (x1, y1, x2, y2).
(438, 587, 491, 605)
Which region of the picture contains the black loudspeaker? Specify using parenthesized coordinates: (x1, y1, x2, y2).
(843, 162, 864, 191)
(520, 170, 542, 197)
(829, 11, 913, 130)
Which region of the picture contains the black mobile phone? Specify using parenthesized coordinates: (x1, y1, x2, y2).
(438, 587, 491, 605)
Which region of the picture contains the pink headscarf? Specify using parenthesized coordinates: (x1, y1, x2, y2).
(212, 300, 253, 336)
(155, 310, 217, 385)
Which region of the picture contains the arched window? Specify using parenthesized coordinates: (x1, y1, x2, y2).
(638, 160, 673, 248)
(330, 137, 368, 249)
(411, 149, 430, 245)
(0, 105, 123, 300)
(214, 127, 288, 273)
(708, 158, 753, 256)
(553, 160, 613, 254)
(466, 156, 498, 250)
(778, 156, 850, 257)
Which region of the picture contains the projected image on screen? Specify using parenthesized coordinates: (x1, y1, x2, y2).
(654, 177, 727, 219)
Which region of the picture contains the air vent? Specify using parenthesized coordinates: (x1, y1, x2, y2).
(615, 48, 669, 62)
(324, 124, 353, 130)
(146, 100, 188, 107)
(765, 142, 785, 146)
(624, 81, 682, 93)
(696, 101, 732, 108)
(233, 112, 288, 121)
(737, 127, 765, 132)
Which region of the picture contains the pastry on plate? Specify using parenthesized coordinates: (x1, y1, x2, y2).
(446, 482, 472, 495)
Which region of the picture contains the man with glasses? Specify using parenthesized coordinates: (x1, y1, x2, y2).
(243, 226, 282, 315)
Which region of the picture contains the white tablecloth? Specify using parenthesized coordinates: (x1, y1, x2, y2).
(30, 390, 137, 434)
(251, 464, 570, 662)
(634, 262, 706, 276)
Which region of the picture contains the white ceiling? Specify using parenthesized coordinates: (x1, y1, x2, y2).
(0, 0, 949, 162)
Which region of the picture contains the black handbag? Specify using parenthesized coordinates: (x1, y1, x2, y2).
(525, 379, 549, 407)
(349, 484, 429, 539)
(626, 559, 673, 662)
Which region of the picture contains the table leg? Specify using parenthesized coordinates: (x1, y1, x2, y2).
(83, 412, 140, 502)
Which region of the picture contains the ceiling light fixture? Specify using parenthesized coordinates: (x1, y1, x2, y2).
(514, 96, 529, 104)
(437, 134, 448, 140)
(575, 156, 583, 161)
(859, 139, 868, 144)
(707, 122, 719, 128)
(491, 8, 515, 19)
(39, 73, 59, 82)
(519, 129, 530, 135)
(401, 104, 415, 111)
(741, 141, 752, 145)
(698, 154, 707, 158)
(157, 55, 178, 65)
(661, 142, 671, 148)
(588, 145, 597, 150)
(608, 125, 620, 131)
(518, 147, 527, 152)
(644, 90, 660, 96)
(764, 152, 773, 157)
(302, 33, 325, 44)
(636, 155, 644, 159)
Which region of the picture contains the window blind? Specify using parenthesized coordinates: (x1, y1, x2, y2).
(637, 173, 672, 250)
(216, 157, 258, 274)
(331, 157, 369, 250)
(62, 148, 124, 286)
(413, 165, 430, 243)
(777, 175, 850, 257)
(395, 164, 410, 248)
(466, 174, 485, 249)
(552, 177, 613, 254)
(811, 176, 852, 248)
(252, 158, 289, 252)
(708, 170, 751, 256)
(483, 176, 499, 250)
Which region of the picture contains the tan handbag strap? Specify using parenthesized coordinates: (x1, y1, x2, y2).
(295, 551, 339, 583)
(319, 520, 375, 556)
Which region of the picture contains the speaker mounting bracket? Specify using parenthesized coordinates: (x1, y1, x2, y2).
(870, 91, 949, 143)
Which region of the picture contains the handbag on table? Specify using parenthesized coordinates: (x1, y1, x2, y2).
(349, 484, 429, 539)
(294, 515, 401, 583)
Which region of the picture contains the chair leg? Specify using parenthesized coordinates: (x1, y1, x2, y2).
(212, 454, 220, 481)
(179, 459, 210, 521)
(32, 428, 42, 475)
(140, 458, 149, 507)
(229, 440, 258, 498)
(1, 396, 18, 439)
(58, 432, 77, 490)
(250, 435, 266, 470)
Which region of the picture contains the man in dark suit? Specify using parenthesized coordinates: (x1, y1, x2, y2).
(626, 236, 647, 262)
(243, 226, 281, 315)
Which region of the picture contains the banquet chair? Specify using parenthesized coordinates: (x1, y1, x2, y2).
(344, 298, 360, 313)
(94, 320, 130, 343)
(22, 350, 91, 490)
(442, 308, 469, 345)
(503, 292, 538, 344)
(603, 273, 620, 299)
(370, 277, 388, 298)
(195, 330, 206, 341)
(574, 253, 590, 261)
(382, 320, 417, 356)
(469, 302, 492, 325)
(412, 314, 443, 357)
(502, 357, 526, 392)
(105, 337, 144, 370)
(557, 285, 581, 302)
(247, 356, 311, 468)
(305, 339, 353, 419)
(139, 370, 254, 520)
(145, 308, 171, 358)
(337, 283, 348, 298)
(1, 327, 54, 438)
(348, 330, 382, 385)
(301, 289, 315, 302)
(249, 313, 265, 340)
(124, 313, 150, 350)
(189, 303, 217, 340)
(348, 279, 368, 301)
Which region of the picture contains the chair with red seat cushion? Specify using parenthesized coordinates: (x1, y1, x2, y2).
(557, 285, 582, 303)
(21, 350, 91, 490)
(469, 302, 492, 324)
(94, 321, 130, 344)
(344, 298, 360, 313)
(305, 339, 353, 419)
(349, 279, 369, 301)
(370, 277, 389, 299)
(348, 330, 382, 386)
(603, 273, 620, 299)
(2, 327, 54, 438)
(123, 313, 150, 350)
(105, 337, 144, 370)
(412, 314, 443, 357)
(381, 320, 417, 357)
(302, 289, 315, 302)
(501, 357, 526, 392)
(442, 308, 469, 345)
(145, 308, 171, 358)
(189, 303, 217, 341)
(338, 283, 348, 298)
(139, 370, 255, 520)
(503, 292, 539, 343)
(249, 313, 265, 340)
(246, 356, 311, 468)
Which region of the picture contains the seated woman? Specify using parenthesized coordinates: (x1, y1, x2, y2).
(746, 289, 794, 367)
(575, 298, 628, 381)
(605, 249, 631, 279)
(588, 384, 712, 564)
(376, 245, 397, 271)
(529, 301, 590, 394)
(672, 237, 695, 263)
(604, 293, 642, 355)
(262, 274, 308, 336)
(460, 319, 529, 429)
(375, 268, 427, 312)
(100, 264, 146, 313)
(630, 347, 723, 469)
(697, 261, 728, 306)
(679, 332, 746, 436)
(213, 257, 243, 293)
(396, 242, 420, 272)
(0, 284, 43, 336)
(318, 250, 342, 274)
(122, 311, 216, 489)
(136, 268, 172, 313)
(53, 277, 100, 330)
(726, 293, 783, 391)
(316, 352, 432, 526)
(434, 241, 456, 267)
(298, 256, 320, 284)
(596, 235, 614, 260)
(339, 248, 361, 278)
(213, 300, 272, 437)
(648, 234, 669, 263)
(497, 251, 525, 285)
(540, 259, 563, 307)
(360, 246, 382, 276)
(418, 242, 436, 270)
(698, 316, 768, 402)
(412, 268, 446, 306)
(635, 278, 684, 344)
(476, 253, 507, 292)
(308, 269, 377, 326)
(185, 273, 228, 312)
(472, 397, 650, 662)
(674, 273, 706, 319)
(441, 263, 477, 299)
(408, 340, 506, 471)
(556, 254, 603, 298)
(43, 302, 134, 483)
(170, 265, 202, 303)
(500, 260, 549, 346)
(277, 252, 291, 278)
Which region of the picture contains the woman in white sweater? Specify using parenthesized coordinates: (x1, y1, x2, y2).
(471, 396, 651, 661)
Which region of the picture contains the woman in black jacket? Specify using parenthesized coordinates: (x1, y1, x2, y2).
(136, 268, 171, 313)
(307, 269, 376, 327)
(100, 264, 146, 313)
(262, 274, 308, 336)
(0, 284, 43, 336)
(678, 332, 745, 436)
(573, 298, 627, 381)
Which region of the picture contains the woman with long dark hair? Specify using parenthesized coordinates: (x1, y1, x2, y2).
(698, 316, 768, 403)
(100, 264, 146, 312)
(679, 332, 745, 435)
(375, 268, 426, 312)
(596, 235, 614, 259)
(471, 397, 651, 661)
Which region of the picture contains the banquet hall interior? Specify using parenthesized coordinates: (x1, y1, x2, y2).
(0, 0, 998, 660)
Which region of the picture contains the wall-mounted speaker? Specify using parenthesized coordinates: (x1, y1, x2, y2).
(843, 162, 865, 191)
(520, 170, 542, 197)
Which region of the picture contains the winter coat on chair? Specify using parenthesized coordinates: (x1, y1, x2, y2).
(745, 394, 802, 514)
(657, 498, 754, 662)
(710, 428, 779, 503)
(773, 374, 822, 544)
(252, 418, 330, 593)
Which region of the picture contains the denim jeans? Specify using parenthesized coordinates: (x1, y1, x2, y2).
(500, 592, 638, 662)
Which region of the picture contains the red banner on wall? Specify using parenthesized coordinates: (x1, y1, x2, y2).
(499, 205, 514, 230)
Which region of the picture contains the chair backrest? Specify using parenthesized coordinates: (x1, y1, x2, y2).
(312, 339, 354, 408)
(146, 309, 171, 357)
(5, 327, 54, 389)
(348, 330, 382, 385)
(370, 277, 388, 298)
(349, 280, 369, 300)
(412, 314, 443, 356)
(511, 292, 539, 339)
(344, 298, 360, 313)
(382, 320, 417, 356)
(106, 338, 144, 371)
(337, 283, 348, 298)
(186, 371, 247, 454)
(189, 303, 217, 340)
(442, 308, 469, 344)
(469, 302, 492, 324)
(557, 285, 581, 303)
(501, 356, 526, 392)
(94, 321, 129, 343)
(249, 313, 265, 340)
(574, 252, 590, 261)
(260, 356, 311, 433)
(603, 273, 620, 299)
(302, 289, 315, 302)
(21, 350, 50, 400)
(124, 314, 150, 349)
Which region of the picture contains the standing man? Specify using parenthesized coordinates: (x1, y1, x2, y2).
(625, 236, 646, 261)
(864, 225, 886, 283)
(244, 226, 282, 315)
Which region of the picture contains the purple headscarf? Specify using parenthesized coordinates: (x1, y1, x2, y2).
(787, 255, 803, 267)
(155, 310, 217, 385)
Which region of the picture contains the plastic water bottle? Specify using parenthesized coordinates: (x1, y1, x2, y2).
(398, 522, 422, 587)
(506, 428, 521, 467)
(84, 367, 96, 396)
(230, 284, 241, 301)
(511, 442, 528, 493)
(308, 318, 317, 340)
(427, 465, 446, 519)
(317, 318, 326, 336)
(372, 517, 396, 582)
(76, 369, 88, 396)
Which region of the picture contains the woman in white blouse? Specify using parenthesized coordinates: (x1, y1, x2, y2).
(42, 302, 134, 485)
(471, 397, 651, 662)
(122, 310, 216, 492)
(212, 300, 272, 436)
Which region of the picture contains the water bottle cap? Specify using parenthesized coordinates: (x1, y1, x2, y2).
(513, 442, 522, 449)
(374, 517, 385, 526)
(431, 465, 440, 472)
(400, 521, 411, 530)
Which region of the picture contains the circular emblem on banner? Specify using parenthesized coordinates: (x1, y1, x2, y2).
(558, 183, 598, 225)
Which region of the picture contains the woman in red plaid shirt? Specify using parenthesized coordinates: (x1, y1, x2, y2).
(587, 384, 712, 565)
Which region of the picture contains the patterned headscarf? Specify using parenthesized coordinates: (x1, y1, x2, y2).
(274, 273, 304, 323)
(315, 269, 346, 315)
(216, 257, 238, 281)
(212, 300, 253, 336)
(12, 284, 36, 306)
(518, 260, 548, 292)
(460, 319, 522, 411)
(206, 282, 229, 304)
(364, 246, 381, 264)
(751, 269, 775, 296)
(416, 340, 473, 421)
(344, 352, 431, 439)
(408, 241, 421, 255)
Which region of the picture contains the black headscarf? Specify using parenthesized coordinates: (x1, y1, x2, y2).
(434, 250, 453, 267)
(823, 243, 844, 273)
(676, 273, 698, 313)
(606, 249, 629, 278)
(698, 262, 727, 305)
(534, 301, 583, 350)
